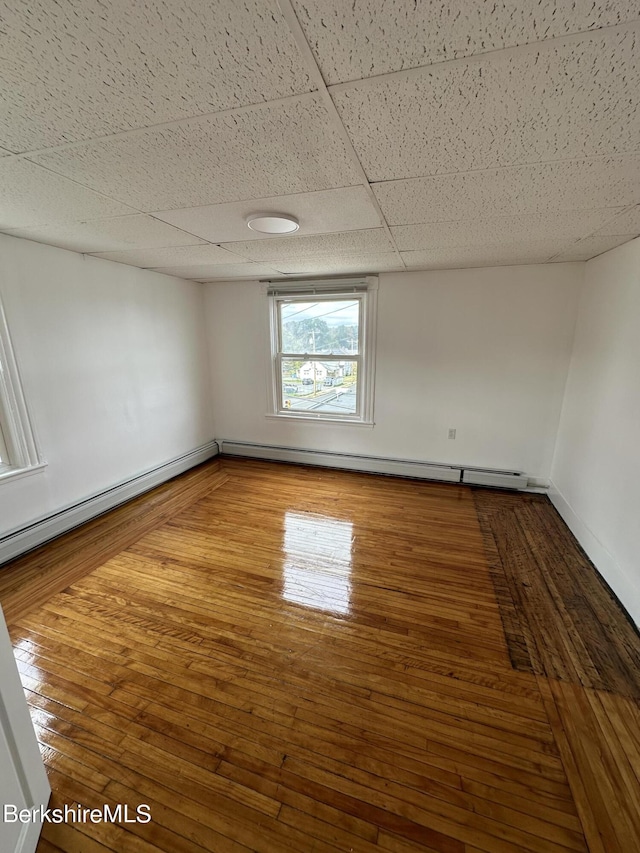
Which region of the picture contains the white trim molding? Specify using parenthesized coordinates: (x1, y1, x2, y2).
(0, 440, 219, 566)
(0, 604, 51, 853)
(265, 277, 378, 426)
(0, 299, 42, 476)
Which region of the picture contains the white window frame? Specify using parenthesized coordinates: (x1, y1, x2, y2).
(265, 277, 377, 425)
(0, 298, 43, 481)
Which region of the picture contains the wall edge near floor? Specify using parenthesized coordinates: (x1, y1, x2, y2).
(221, 438, 461, 482)
(549, 479, 639, 629)
(0, 439, 219, 566)
(219, 439, 549, 491)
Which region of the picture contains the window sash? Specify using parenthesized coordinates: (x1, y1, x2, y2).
(276, 294, 364, 357)
(0, 299, 40, 474)
(277, 355, 362, 418)
(275, 294, 364, 420)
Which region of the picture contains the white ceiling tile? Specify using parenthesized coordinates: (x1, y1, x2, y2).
(594, 205, 640, 236)
(3, 5, 639, 272)
(152, 187, 381, 243)
(294, 0, 640, 84)
(549, 235, 634, 261)
(272, 253, 403, 275)
(333, 26, 640, 181)
(92, 244, 240, 268)
(401, 241, 569, 269)
(0, 159, 135, 229)
(222, 229, 393, 262)
(151, 262, 279, 280)
(2, 214, 204, 254)
(0, 0, 312, 152)
(373, 156, 640, 225)
(392, 210, 624, 252)
(29, 96, 361, 211)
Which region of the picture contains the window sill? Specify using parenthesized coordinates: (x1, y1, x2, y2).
(265, 413, 374, 428)
(0, 462, 47, 484)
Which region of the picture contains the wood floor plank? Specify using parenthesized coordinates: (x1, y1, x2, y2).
(0, 462, 228, 624)
(0, 458, 635, 852)
(473, 489, 640, 697)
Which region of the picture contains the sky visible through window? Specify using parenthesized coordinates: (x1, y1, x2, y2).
(281, 300, 359, 354)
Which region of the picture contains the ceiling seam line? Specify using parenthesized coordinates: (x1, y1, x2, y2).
(143, 183, 364, 218)
(8, 91, 319, 161)
(4, 159, 149, 221)
(375, 204, 631, 231)
(275, 0, 406, 270)
(203, 223, 403, 246)
(327, 18, 640, 94)
(547, 205, 640, 256)
(367, 151, 640, 186)
(587, 203, 639, 235)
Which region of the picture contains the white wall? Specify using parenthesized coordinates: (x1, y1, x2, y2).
(0, 233, 213, 537)
(551, 237, 640, 627)
(205, 264, 582, 482)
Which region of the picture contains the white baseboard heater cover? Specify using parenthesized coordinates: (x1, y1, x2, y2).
(462, 469, 529, 489)
(220, 441, 461, 483)
(0, 440, 219, 566)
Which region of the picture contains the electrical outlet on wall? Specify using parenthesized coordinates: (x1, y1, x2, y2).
(448, 429, 457, 439)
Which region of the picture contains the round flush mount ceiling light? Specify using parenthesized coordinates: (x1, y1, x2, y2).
(246, 214, 299, 234)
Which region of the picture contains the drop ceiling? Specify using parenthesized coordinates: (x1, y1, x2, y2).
(1, 0, 639, 281)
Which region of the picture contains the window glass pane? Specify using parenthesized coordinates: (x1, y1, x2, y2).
(281, 359, 358, 415)
(280, 300, 360, 355)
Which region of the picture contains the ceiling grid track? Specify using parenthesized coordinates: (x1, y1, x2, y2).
(1, 1, 638, 274)
(326, 19, 640, 95)
(546, 202, 639, 261)
(275, 0, 407, 270)
(14, 93, 316, 163)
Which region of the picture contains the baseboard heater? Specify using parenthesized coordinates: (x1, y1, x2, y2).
(0, 440, 219, 566)
(462, 469, 529, 490)
(220, 441, 461, 482)
(220, 441, 531, 491)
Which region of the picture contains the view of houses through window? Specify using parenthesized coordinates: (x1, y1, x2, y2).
(278, 299, 360, 416)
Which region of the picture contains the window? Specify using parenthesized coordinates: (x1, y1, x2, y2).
(0, 299, 41, 480)
(267, 278, 377, 424)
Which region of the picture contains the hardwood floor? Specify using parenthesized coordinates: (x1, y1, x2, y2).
(1, 458, 639, 852)
(0, 460, 228, 626)
(473, 489, 640, 696)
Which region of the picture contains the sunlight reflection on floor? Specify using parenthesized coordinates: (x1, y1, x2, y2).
(282, 511, 353, 616)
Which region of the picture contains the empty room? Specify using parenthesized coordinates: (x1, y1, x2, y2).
(0, 1, 639, 852)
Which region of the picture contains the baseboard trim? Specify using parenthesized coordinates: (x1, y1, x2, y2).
(0, 440, 219, 566)
(219, 440, 549, 493)
(219, 440, 463, 483)
(549, 480, 639, 629)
